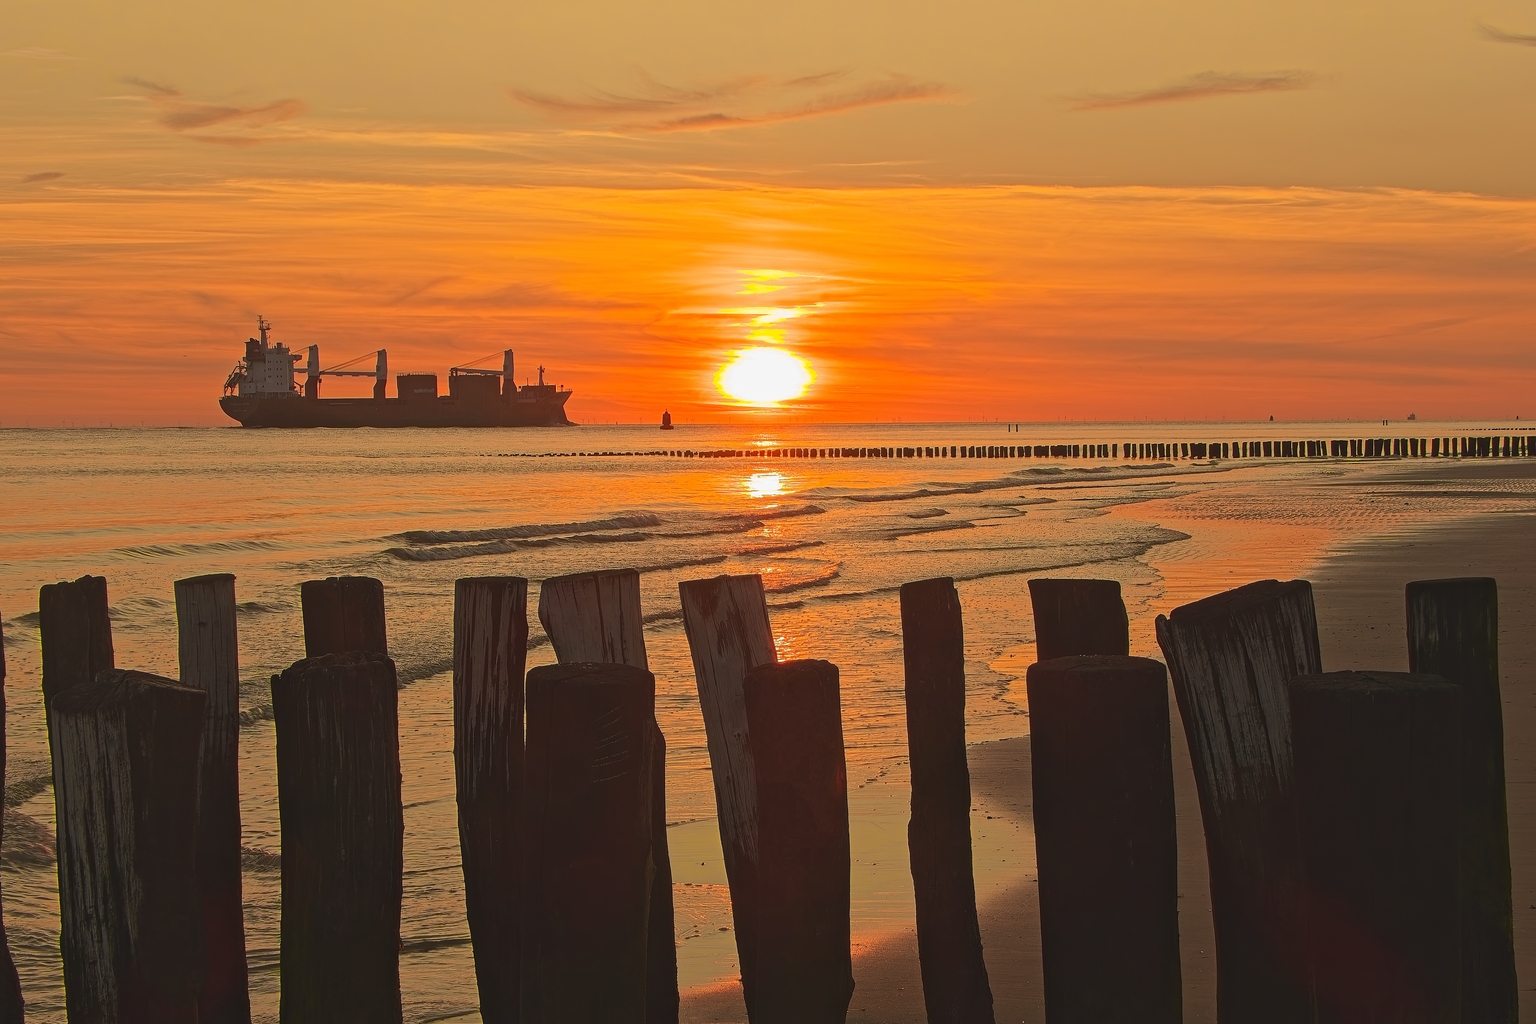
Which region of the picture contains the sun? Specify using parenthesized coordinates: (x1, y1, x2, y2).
(717, 348, 814, 405)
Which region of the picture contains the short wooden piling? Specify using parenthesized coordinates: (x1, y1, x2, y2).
(1026, 578, 1129, 660)
(742, 659, 853, 1023)
(1289, 671, 1461, 1023)
(174, 574, 251, 1024)
(52, 669, 208, 1023)
(0, 618, 24, 1024)
(300, 575, 387, 657)
(1155, 579, 1323, 1023)
(273, 651, 404, 1024)
(678, 574, 777, 987)
(899, 578, 994, 1024)
(521, 662, 656, 1023)
(453, 577, 529, 1024)
(1406, 577, 1516, 1023)
(538, 568, 678, 1023)
(1027, 655, 1180, 1024)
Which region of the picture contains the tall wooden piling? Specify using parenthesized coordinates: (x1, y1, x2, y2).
(1155, 579, 1323, 1024)
(52, 669, 208, 1023)
(678, 574, 777, 988)
(1407, 577, 1517, 1022)
(453, 577, 528, 1024)
(1026, 578, 1129, 661)
(899, 578, 994, 1024)
(538, 568, 678, 1023)
(743, 659, 853, 1023)
(273, 651, 403, 1024)
(1027, 655, 1180, 1024)
(1289, 671, 1461, 1024)
(300, 575, 387, 657)
(174, 574, 251, 1024)
(0, 618, 23, 1024)
(521, 662, 656, 1023)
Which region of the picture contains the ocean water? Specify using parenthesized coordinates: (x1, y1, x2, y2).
(2, 420, 1533, 1022)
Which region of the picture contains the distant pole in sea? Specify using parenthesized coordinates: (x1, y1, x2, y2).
(300, 575, 388, 657)
(1027, 578, 1130, 661)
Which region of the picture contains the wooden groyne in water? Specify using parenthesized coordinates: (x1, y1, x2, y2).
(0, 565, 1518, 1022)
(497, 432, 1536, 461)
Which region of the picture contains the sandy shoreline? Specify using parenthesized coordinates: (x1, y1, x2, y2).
(684, 463, 1536, 1023)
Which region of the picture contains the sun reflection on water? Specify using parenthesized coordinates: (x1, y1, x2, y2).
(745, 472, 784, 498)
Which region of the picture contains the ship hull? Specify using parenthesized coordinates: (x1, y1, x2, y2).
(220, 391, 574, 428)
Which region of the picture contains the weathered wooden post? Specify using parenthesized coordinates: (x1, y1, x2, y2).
(38, 573, 115, 1013)
(300, 575, 387, 657)
(0, 618, 23, 1023)
(1155, 579, 1322, 1023)
(273, 651, 403, 1024)
(899, 578, 994, 1024)
(174, 574, 251, 1024)
(743, 659, 853, 1024)
(52, 669, 207, 1023)
(538, 568, 678, 1023)
(521, 662, 656, 1022)
(1026, 578, 1129, 660)
(678, 574, 777, 989)
(1407, 577, 1516, 1022)
(1027, 655, 1180, 1024)
(453, 577, 528, 1024)
(1289, 671, 1461, 1024)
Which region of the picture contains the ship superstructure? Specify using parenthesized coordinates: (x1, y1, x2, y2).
(219, 318, 574, 428)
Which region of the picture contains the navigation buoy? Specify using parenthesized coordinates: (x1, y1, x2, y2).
(660, 410, 674, 430)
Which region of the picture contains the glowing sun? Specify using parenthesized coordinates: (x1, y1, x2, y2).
(717, 348, 814, 405)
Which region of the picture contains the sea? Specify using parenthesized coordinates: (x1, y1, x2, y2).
(2, 419, 1533, 1022)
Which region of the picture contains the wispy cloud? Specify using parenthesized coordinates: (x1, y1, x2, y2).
(3, 47, 83, 60)
(20, 171, 64, 183)
(1479, 23, 1536, 46)
(123, 77, 308, 144)
(1066, 70, 1316, 112)
(512, 70, 951, 133)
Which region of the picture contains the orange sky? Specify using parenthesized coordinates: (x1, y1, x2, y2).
(3, 0, 1535, 424)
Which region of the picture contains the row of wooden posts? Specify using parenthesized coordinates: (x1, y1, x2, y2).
(0, 567, 1514, 1023)
(497, 433, 1536, 461)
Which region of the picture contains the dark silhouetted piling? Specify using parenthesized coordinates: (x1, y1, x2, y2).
(521, 662, 656, 1022)
(899, 578, 994, 1024)
(273, 651, 403, 1024)
(538, 568, 678, 1024)
(52, 669, 207, 1024)
(678, 574, 777, 987)
(1027, 656, 1180, 1024)
(1155, 579, 1323, 1024)
(743, 659, 853, 1023)
(0, 618, 23, 1024)
(300, 575, 387, 657)
(174, 574, 251, 1024)
(453, 577, 528, 1024)
(1027, 578, 1129, 661)
(1290, 671, 1461, 1024)
(1407, 577, 1516, 1023)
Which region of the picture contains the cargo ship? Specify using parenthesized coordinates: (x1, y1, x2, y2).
(220, 318, 574, 427)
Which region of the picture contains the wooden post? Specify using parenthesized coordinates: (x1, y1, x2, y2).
(0, 617, 23, 1024)
(1406, 577, 1516, 1022)
(899, 578, 994, 1023)
(273, 651, 403, 1024)
(1027, 655, 1180, 1024)
(538, 569, 678, 1023)
(173, 574, 251, 1024)
(1289, 671, 1461, 1023)
(678, 574, 777, 988)
(52, 669, 207, 1023)
(1026, 578, 1129, 661)
(521, 662, 656, 1022)
(742, 659, 853, 1023)
(453, 577, 528, 1024)
(300, 575, 387, 657)
(1155, 579, 1322, 1023)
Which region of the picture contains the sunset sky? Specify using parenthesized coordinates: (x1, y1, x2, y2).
(3, 0, 1535, 424)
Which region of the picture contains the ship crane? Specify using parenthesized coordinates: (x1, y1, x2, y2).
(305, 347, 388, 399)
(449, 350, 518, 393)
